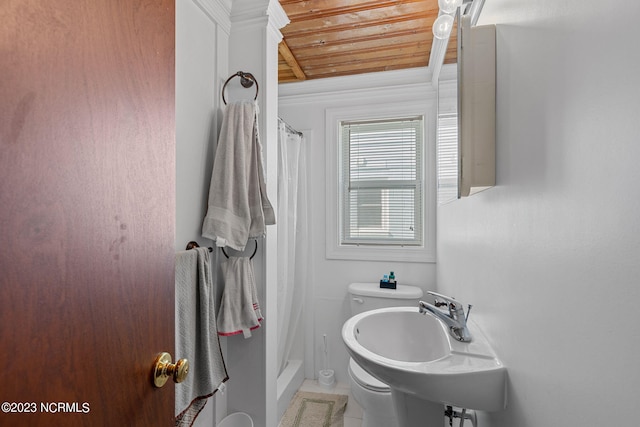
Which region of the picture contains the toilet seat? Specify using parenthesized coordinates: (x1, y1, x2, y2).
(348, 358, 389, 393)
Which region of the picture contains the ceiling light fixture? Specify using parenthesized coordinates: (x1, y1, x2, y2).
(438, 0, 463, 14)
(432, 14, 454, 39)
(433, 0, 463, 39)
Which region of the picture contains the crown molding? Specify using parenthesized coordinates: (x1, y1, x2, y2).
(279, 67, 434, 103)
(230, 0, 289, 36)
(267, 0, 290, 31)
(192, 0, 232, 34)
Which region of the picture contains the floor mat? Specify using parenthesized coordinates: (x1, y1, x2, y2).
(279, 390, 348, 427)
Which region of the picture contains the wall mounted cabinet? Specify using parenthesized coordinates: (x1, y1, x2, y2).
(458, 13, 496, 197)
(436, 11, 496, 203)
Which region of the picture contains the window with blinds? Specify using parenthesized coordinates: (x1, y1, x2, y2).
(340, 117, 424, 246)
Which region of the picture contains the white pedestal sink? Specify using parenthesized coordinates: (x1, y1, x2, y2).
(342, 307, 506, 427)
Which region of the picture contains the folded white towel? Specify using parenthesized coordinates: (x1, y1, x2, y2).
(217, 256, 263, 338)
(202, 100, 275, 251)
(175, 248, 229, 426)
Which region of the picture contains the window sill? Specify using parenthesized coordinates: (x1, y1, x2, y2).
(326, 242, 435, 263)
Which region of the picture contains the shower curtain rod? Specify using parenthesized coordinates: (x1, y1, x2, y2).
(278, 117, 303, 138)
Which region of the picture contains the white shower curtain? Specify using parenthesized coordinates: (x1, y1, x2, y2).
(277, 119, 308, 375)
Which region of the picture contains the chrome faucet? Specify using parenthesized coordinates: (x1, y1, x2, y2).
(419, 291, 472, 342)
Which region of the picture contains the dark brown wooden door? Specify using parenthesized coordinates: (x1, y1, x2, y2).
(0, 1, 176, 425)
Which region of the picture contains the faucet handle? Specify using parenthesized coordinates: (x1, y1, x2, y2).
(427, 291, 460, 307)
(427, 291, 468, 319)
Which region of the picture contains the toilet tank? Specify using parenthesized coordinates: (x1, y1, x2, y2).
(348, 282, 424, 316)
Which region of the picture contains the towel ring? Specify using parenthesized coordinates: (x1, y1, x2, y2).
(222, 71, 259, 105)
(186, 241, 213, 252)
(221, 240, 258, 260)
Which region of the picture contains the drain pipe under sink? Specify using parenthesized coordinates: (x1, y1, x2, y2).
(445, 406, 478, 427)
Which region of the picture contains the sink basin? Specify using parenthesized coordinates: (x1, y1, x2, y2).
(342, 306, 506, 413)
(351, 308, 450, 363)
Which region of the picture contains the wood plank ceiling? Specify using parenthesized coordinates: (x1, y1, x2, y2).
(278, 0, 458, 83)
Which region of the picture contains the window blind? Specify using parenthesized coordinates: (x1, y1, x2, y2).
(436, 114, 458, 205)
(340, 117, 423, 245)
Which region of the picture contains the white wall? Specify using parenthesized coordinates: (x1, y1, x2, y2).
(279, 68, 438, 384)
(176, 0, 230, 425)
(437, 1, 640, 426)
(177, 1, 286, 426)
(225, 2, 288, 427)
(176, 0, 229, 250)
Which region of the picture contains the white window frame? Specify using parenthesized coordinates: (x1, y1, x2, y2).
(341, 117, 424, 245)
(326, 101, 436, 262)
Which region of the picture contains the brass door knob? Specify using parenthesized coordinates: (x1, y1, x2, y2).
(152, 352, 189, 388)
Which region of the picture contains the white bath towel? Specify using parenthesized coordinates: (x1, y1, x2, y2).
(202, 100, 275, 251)
(217, 256, 263, 338)
(175, 248, 229, 427)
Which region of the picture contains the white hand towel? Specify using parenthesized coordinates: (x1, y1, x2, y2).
(217, 256, 263, 338)
(202, 100, 275, 251)
(175, 248, 229, 427)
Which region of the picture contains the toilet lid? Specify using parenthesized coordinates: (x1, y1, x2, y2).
(349, 359, 389, 392)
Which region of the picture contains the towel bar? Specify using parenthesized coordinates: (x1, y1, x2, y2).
(186, 240, 257, 259)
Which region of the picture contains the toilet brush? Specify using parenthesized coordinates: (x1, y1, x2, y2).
(323, 334, 329, 371)
(318, 334, 335, 389)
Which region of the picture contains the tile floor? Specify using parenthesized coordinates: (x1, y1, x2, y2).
(296, 379, 466, 427)
(297, 379, 363, 427)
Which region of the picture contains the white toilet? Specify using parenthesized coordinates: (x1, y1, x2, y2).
(346, 282, 424, 427)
